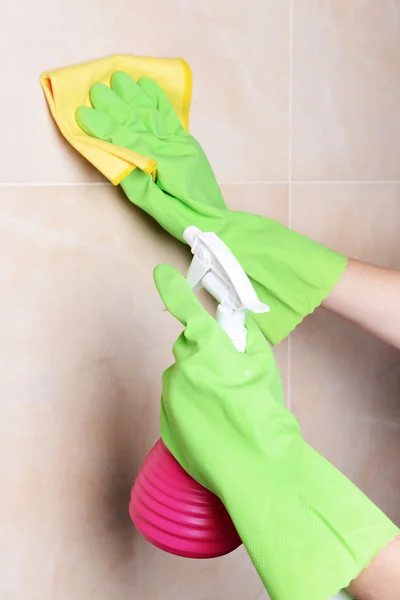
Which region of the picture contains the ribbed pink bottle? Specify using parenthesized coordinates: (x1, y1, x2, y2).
(129, 438, 241, 559)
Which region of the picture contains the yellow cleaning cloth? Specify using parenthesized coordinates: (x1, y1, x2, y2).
(40, 55, 192, 185)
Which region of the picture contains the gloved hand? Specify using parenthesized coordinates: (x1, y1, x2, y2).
(154, 263, 399, 600)
(76, 73, 347, 344)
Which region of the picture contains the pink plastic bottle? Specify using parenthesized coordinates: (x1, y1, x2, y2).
(129, 438, 241, 558)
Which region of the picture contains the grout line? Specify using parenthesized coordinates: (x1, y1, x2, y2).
(0, 182, 112, 187)
(220, 180, 400, 186)
(288, 0, 294, 227)
(220, 180, 400, 185)
(219, 180, 290, 186)
(0, 180, 399, 187)
(287, 180, 400, 185)
(286, 0, 294, 411)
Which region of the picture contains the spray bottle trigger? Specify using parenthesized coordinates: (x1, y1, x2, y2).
(183, 226, 270, 353)
(185, 252, 211, 294)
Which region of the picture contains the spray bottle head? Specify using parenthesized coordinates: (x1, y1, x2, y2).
(183, 226, 270, 352)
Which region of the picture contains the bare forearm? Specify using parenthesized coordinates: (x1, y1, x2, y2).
(322, 259, 400, 350)
(348, 536, 400, 599)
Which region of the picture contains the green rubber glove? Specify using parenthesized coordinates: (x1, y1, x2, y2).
(154, 263, 399, 600)
(76, 73, 347, 344)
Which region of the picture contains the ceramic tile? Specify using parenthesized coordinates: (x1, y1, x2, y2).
(222, 183, 288, 222)
(1, 0, 289, 183)
(290, 183, 400, 267)
(290, 183, 400, 523)
(0, 184, 267, 599)
(292, 0, 400, 180)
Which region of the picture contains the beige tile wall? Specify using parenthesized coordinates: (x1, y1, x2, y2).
(0, 1, 399, 599)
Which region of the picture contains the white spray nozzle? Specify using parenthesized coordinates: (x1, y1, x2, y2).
(184, 226, 270, 352)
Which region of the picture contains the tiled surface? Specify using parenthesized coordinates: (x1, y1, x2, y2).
(290, 184, 400, 523)
(1, 1, 400, 598)
(223, 183, 288, 219)
(1, 0, 289, 183)
(290, 183, 400, 267)
(292, 0, 400, 181)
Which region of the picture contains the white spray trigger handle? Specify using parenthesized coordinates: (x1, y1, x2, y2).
(184, 226, 270, 353)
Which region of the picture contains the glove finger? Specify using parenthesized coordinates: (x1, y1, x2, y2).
(111, 71, 166, 135)
(111, 71, 156, 112)
(154, 264, 243, 354)
(89, 82, 140, 130)
(154, 264, 209, 328)
(76, 106, 154, 158)
(138, 77, 183, 134)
